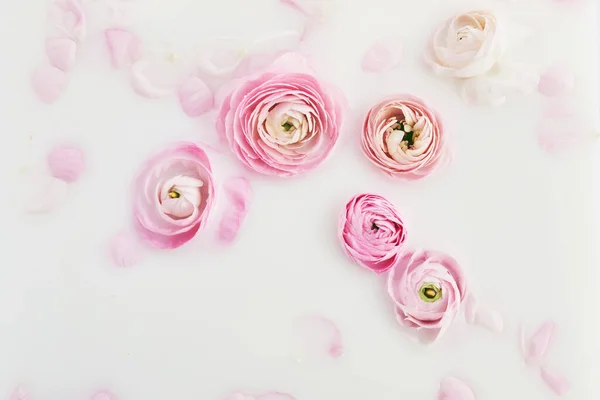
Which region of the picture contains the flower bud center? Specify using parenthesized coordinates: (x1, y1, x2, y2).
(168, 190, 180, 198)
(419, 283, 442, 303)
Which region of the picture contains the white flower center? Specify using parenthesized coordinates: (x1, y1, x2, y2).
(264, 103, 310, 145)
(159, 175, 204, 219)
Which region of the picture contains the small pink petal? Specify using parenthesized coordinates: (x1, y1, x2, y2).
(104, 28, 142, 68)
(464, 294, 476, 324)
(540, 367, 570, 396)
(10, 386, 28, 400)
(257, 393, 296, 400)
(361, 38, 402, 73)
(218, 177, 252, 243)
(538, 66, 574, 97)
(524, 321, 557, 365)
(178, 75, 214, 117)
(292, 315, 344, 361)
(109, 231, 141, 268)
(474, 308, 504, 333)
(47, 144, 85, 183)
(45, 37, 77, 71)
(438, 376, 476, 400)
(31, 64, 68, 104)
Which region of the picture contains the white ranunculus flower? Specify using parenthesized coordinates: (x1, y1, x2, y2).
(426, 10, 506, 78)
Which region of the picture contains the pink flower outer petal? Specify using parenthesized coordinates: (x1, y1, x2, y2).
(524, 321, 556, 365)
(47, 144, 85, 183)
(540, 367, 570, 396)
(292, 315, 344, 360)
(109, 231, 141, 268)
(178, 75, 214, 117)
(45, 37, 77, 72)
(104, 28, 142, 68)
(361, 38, 402, 73)
(218, 177, 252, 243)
(438, 376, 476, 400)
(31, 64, 68, 104)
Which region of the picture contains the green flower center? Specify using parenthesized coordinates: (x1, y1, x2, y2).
(371, 222, 379, 231)
(281, 121, 294, 132)
(419, 283, 442, 303)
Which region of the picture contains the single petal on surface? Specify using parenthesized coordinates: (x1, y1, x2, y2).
(45, 37, 77, 71)
(540, 367, 570, 396)
(474, 308, 504, 333)
(438, 376, 476, 400)
(178, 75, 214, 117)
(109, 231, 140, 268)
(291, 315, 344, 361)
(105, 28, 142, 68)
(523, 321, 556, 364)
(130, 60, 175, 98)
(361, 37, 402, 73)
(23, 172, 68, 214)
(218, 177, 252, 243)
(47, 144, 85, 183)
(31, 64, 68, 104)
(464, 294, 476, 324)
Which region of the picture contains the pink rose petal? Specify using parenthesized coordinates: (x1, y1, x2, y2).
(109, 231, 141, 268)
(104, 28, 141, 68)
(218, 177, 252, 243)
(45, 37, 77, 72)
(31, 64, 68, 104)
(538, 66, 574, 97)
(438, 376, 476, 400)
(178, 75, 214, 117)
(292, 315, 344, 361)
(257, 393, 296, 400)
(523, 321, 556, 365)
(361, 38, 402, 73)
(47, 144, 85, 183)
(464, 294, 476, 324)
(51, 0, 86, 41)
(540, 367, 570, 396)
(474, 308, 504, 333)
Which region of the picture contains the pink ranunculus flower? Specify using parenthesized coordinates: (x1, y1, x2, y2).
(216, 52, 344, 177)
(339, 193, 407, 274)
(387, 249, 467, 343)
(133, 143, 215, 249)
(362, 95, 447, 180)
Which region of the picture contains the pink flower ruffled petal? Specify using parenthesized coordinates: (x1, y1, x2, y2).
(109, 231, 140, 268)
(538, 66, 574, 97)
(218, 177, 252, 243)
(361, 38, 402, 73)
(292, 315, 344, 361)
(45, 37, 77, 72)
(438, 376, 476, 400)
(31, 64, 68, 103)
(522, 321, 556, 365)
(47, 144, 85, 183)
(178, 75, 214, 117)
(540, 367, 570, 396)
(105, 28, 142, 68)
(474, 308, 504, 333)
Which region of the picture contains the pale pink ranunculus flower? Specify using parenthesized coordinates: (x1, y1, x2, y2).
(425, 10, 506, 78)
(339, 193, 407, 274)
(361, 95, 448, 180)
(387, 249, 467, 343)
(216, 52, 344, 177)
(132, 142, 215, 249)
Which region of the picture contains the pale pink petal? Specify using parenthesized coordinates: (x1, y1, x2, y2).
(51, 0, 86, 41)
(292, 315, 344, 361)
(361, 38, 402, 73)
(178, 75, 214, 117)
(464, 294, 476, 324)
(197, 38, 247, 77)
(474, 308, 504, 333)
(91, 391, 116, 400)
(45, 37, 77, 72)
(31, 64, 68, 104)
(524, 321, 556, 365)
(540, 367, 570, 396)
(47, 144, 85, 183)
(23, 172, 68, 214)
(109, 231, 140, 268)
(538, 66, 574, 97)
(10, 386, 28, 400)
(438, 376, 476, 400)
(130, 60, 175, 98)
(218, 177, 252, 243)
(257, 393, 296, 400)
(105, 28, 142, 68)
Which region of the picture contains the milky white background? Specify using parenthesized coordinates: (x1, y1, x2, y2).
(0, 0, 598, 399)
